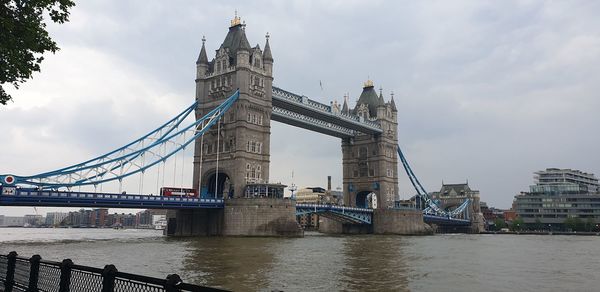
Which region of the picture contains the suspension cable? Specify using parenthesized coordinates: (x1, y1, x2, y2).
(215, 115, 221, 198)
(162, 144, 166, 189)
(173, 127, 178, 187)
(139, 140, 145, 194)
(156, 157, 160, 196)
(10, 91, 239, 190)
(180, 132, 186, 191)
(198, 121, 204, 197)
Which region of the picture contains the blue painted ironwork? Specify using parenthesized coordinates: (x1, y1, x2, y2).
(271, 106, 355, 138)
(272, 87, 382, 136)
(0, 186, 223, 209)
(295, 203, 373, 224)
(423, 214, 471, 226)
(396, 144, 472, 219)
(1, 90, 240, 190)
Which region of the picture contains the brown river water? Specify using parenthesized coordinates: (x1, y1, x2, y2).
(1, 228, 599, 291)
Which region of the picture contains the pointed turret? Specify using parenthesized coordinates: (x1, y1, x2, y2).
(238, 33, 251, 52)
(354, 79, 383, 117)
(263, 33, 273, 76)
(263, 32, 273, 62)
(342, 94, 349, 114)
(196, 36, 209, 65)
(196, 36, 209, 79)
(378, 86, 385, 106)
(390, 91, 397, 112)
(217, 13, 252, 67)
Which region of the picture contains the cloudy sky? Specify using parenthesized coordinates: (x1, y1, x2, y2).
(2, 0, 600, 216)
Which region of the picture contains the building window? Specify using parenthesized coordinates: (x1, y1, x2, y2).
(246, 140, 262, 154)
(359, 147, 367, 158)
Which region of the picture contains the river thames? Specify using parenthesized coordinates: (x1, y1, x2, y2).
(1, 228, 599, 291)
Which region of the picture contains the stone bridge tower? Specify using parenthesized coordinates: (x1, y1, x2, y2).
(192, 15, 273, 199)
(342, 81, 399, 209)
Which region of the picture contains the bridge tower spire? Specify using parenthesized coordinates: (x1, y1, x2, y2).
(166, 15, 300, 237)
(192, 15, 274, 199)
(342, 80, 399, 209)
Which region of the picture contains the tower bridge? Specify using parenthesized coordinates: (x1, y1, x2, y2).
(0, 15, 479, 236)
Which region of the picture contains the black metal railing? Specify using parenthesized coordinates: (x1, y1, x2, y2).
(0, 251, 227, 292)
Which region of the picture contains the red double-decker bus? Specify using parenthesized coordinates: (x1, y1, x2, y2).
(160, 187, 198, 197)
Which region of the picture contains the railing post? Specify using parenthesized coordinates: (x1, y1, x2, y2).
(164, 274, 182, 292)
(101, 264, 118, 292)
(27, 254, 41, 292)
(58, 259, 73, 292)
(5, 251, 18, 292)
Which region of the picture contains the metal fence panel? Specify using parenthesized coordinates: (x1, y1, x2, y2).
(114, 277, 166, 292)
(37, 263, 62, 292)
(68, 269, 103, 292)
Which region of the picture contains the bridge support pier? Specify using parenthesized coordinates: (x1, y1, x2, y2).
(318, 217, 372, 234)
(166, 198, 303, 237)
(372, 209, 433, 235)
(165, 209, 223, 236)
(222, 198, 303, 237)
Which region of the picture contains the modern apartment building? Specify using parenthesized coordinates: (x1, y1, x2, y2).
(514, 168, 600, 227)
(45, 212, 69, 226)
(534, 168, 599, 193)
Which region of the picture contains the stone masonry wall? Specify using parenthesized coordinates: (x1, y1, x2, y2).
(372, 209, 433, 235)
(223, 198, 303, 237)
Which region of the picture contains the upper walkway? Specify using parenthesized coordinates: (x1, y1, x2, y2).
(271, 86, 383, 138)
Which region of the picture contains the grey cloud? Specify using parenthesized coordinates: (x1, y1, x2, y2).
(2, 1, 600, 216)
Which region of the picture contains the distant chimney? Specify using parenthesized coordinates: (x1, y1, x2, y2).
(327, 176, 332, 191)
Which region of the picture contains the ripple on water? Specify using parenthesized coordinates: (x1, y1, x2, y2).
(2, 230, 600, 291)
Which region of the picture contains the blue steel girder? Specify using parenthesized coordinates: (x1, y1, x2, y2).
(271, 106, 355, 138)
(0, 186, 223, 209)
(296, 203, 373, 224)
(272, 87, 383, 137)
(423, 214, 471, 226)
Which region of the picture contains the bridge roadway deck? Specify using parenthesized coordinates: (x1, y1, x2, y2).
(423, 214, 471, 226)
(296, 203, 374, 224)
(0, 187, 223, 209)
(0, 187, 471, 226)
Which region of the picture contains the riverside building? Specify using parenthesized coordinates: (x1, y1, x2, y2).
(514, 168, 600, 228)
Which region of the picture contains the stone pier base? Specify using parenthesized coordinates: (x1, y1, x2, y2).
(222, 198, 303, 237)
(470, 213, 486, 233)
(165, 198, 303, 237)
(372, 209, 433, 235)
(318, 217, 372, 234)
(165, 208, 223, 237)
